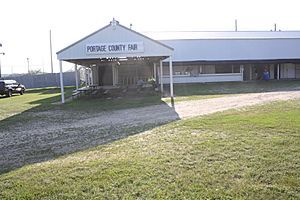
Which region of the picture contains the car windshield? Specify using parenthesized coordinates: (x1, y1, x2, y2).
(3, 80, 17, 84)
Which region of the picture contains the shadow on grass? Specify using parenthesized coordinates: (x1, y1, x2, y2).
(1, 80, 299, 174)
(0, 88, 179, 174)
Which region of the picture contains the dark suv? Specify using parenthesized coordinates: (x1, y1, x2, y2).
(0, 80, 26, 97)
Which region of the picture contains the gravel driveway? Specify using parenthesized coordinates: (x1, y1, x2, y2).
(1, 90, 300, 173)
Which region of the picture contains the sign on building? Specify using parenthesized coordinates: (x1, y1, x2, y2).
(86, 42, 144, 55)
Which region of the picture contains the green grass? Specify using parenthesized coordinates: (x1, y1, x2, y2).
(0, 88, 63, 120)
(0, 87, 74, 125)
(63, 92, 163, 111)
(64, 80, 300, 109)
(1, 98, 299, 199)
(1, 81, 297, 116)
(167, 80, 300, 102)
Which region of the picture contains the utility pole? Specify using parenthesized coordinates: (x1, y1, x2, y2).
(235, 19, 238, 32)
(27, 58, 30, 74)
(0, 52, 5, 78)
(0, 43, 3, 78)
(49, 30, 54, 73)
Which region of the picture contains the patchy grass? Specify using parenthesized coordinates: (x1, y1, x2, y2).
(63, 92, 163, 111)
(65, 80, 300, 108)
(164, 80, 300, 102)
(173, 80, 300, 96)
(1, 81, 297, 115)
(0, 87, 73, 121)
(0, 99, 299, 199)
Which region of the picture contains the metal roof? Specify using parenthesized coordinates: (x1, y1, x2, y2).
(148, 31, 300, 40)
(160, 35, 300, 62)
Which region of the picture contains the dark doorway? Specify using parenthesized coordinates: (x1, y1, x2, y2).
(253, 64, 269, 80)
(98, 65, 113, 86)
(274, 64, 278, 79)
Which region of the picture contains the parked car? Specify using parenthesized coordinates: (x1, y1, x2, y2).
(0, 80, 26, 97)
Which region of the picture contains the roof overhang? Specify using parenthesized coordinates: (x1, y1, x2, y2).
(57, 19, 173, 63)
(65, 55, 169, 66)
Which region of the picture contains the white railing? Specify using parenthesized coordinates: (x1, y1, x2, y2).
(160, 73, 243, 84)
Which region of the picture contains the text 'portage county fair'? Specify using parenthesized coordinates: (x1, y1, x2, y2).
(86, 42, 144, 54)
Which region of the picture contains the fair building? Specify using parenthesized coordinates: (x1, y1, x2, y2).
(57, 19, 300, 103)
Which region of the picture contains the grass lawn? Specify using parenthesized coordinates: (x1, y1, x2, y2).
(0, 98, 299, 199)
(1, 81, 298, 116)
(65, 80, 300, 110)
(168, 80, 300, 102)
(0, 87, 74, 122)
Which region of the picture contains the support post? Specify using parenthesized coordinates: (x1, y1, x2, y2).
(240, 65, 244, 81)
(169, 56, 174, 105)
(112, 64, 116, 86)
(59, 60, 65, 104)
(90, 67, 93, 85)
(115, 65, 119, 85)
(160, 60, 163, 94)
(85, 68, 89, 86)
(277, 64, 280, 80)
(153, 62, 157, 80)
(75, 64, 79, 90)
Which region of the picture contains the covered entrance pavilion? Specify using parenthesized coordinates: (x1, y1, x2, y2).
(57, 19, 174, 104)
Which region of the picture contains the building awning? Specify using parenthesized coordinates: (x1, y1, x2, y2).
(56, 19, 175, 104)
(57, 19, 173, 62)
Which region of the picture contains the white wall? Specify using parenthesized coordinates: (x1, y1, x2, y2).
(281, 63, 296, 79)
(160, 73, 243, 84)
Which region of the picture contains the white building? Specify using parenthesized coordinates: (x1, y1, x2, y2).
(160, 32, 300, 83)
(57, 19, 300, 102)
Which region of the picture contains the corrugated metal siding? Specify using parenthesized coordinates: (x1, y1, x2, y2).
(161, 38, 300, 62)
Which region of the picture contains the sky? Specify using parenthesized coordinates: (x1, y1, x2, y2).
(0, 0, 300, 74)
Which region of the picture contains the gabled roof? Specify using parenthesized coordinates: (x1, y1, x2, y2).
(57, 20, 173, 61)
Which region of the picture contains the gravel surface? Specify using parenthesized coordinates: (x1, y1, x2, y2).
(1, 90, 300, 173)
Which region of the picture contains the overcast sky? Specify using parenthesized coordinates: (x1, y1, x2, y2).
(0, 0, 300, 74)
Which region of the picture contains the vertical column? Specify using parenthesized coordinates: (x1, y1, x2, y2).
(112, 64, 118, 86)
(85, 68, 89, 86)
(115, 65, 119, 85)
(160, 60, 163, 94)
(240, 65, 244, 81)
(75, 64, 79, 90)
(277, 64, 280, 80)
(153, 62, 157, 80)
(90, 67, 94, 85)
(112, 64, 115, 86)
(169, 56, 174, 103)
(59, 60, 65, 104)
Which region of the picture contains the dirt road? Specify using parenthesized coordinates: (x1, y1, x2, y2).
(1, 90, 300, 173)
